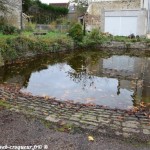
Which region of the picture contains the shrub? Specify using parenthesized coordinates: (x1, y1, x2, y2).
(82, 28, 104, 47)
(88, 28, 101, 42)
(68, 23, 83, 42)
(24, 22, 36, 32)
(2, 25, 21, 35)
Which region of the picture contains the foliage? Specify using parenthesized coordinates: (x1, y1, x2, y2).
(23, 0, 69, 24)
(88, 28, 101, 42)
(68, 23, 83, 42)
(77, 4, 87, 16)
(0, 100, 12, 109)
(0, 32, 73, 61)
(82, 28, 105, 47)
(107, 35, 141, 43)
(55, 18, 70, 25)
(22, 0, 32, 12)
(24, 22, 36, 32)
(2, 25, 21, 35)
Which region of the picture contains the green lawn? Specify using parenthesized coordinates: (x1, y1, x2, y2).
(0, 31, 67, 40)
(0, 31, 69, 46)
(0, 30, 73, 62)
(1, 31, 150, 43)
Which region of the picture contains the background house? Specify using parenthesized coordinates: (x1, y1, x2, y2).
(49, 3, 69, 8)
(0, 0, 22, 29)
(85, 0, 150, 36)
(68, 2, 78, 22)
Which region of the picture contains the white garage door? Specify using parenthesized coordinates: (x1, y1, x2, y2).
(105, 16, 137, 36)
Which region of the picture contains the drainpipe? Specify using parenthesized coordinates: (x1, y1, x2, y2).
(141, 0, 144, 8)
(148, 0, 150, 33)
(20, 0, 23, 30)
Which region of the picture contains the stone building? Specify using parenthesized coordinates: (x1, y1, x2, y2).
(49, 3, 69, 8)
(0, 0, 22, 29)
(85, 0, 150, 36)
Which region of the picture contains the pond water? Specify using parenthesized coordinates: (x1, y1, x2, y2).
(0, 50, 150, 109)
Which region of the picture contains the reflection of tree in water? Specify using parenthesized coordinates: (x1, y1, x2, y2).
(67, 55, 96, 90)
(0, 53, 67, 87)
(67, 69, 96, 90)
(67, 55, 86, 72)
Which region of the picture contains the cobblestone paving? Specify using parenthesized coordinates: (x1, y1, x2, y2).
(0, 86, 150, 141)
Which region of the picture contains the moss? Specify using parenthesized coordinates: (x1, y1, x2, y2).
(57, 123, 74, 132)
(41, 119, 52, 128)
(0, 100, 12, 109)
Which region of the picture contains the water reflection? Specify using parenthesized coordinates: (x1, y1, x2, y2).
(0, 51, 149, 109)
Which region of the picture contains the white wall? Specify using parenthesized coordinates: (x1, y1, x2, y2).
(104, 10, 147, 36)
(143, 0, 148, 9)
(105, 16, 137, 36)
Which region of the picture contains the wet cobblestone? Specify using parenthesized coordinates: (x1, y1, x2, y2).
(0, 86, 150, 141)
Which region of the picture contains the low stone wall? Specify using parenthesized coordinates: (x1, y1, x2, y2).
(0, 39, 150, 66)
(100, 41, 150, 50)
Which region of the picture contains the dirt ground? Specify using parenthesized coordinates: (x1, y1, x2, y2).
(0, 109, 150, 150)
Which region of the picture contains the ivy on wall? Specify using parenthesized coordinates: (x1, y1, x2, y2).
(23, 0, 69, 24)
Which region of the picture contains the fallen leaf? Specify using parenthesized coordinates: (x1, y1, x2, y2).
(44, 96, 49, 100)
(132, 107, 139, 112)
(88, 136, 94, 141)
(117, 116, 124, 120)
(43, 112, 48, 116)
(140, 102, 146, 108)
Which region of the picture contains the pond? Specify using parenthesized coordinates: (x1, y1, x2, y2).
(0, 50, 150, 110)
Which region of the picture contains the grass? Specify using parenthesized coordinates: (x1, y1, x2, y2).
(0, 30, 150, 62)
(0, 30, 149, 45)
(1, 31, 70, 46)
(0, 31, 74, 62)
(107, 35, 150, 43)
(0, 31, 67, 40)
(0, 100, 12, 109)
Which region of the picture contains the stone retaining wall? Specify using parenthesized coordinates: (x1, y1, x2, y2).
(100, 41, 150, 50)
(0, 0, 22, 29)
(0, 41, 150, 66)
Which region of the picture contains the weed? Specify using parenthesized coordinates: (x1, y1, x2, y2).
(0, 100, 12, 109)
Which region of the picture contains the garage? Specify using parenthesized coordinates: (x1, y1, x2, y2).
(105, 16, 137, 36)
(103, 10, 147, 36)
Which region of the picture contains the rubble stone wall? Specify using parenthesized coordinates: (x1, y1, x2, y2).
(0, 0, 22, 29)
